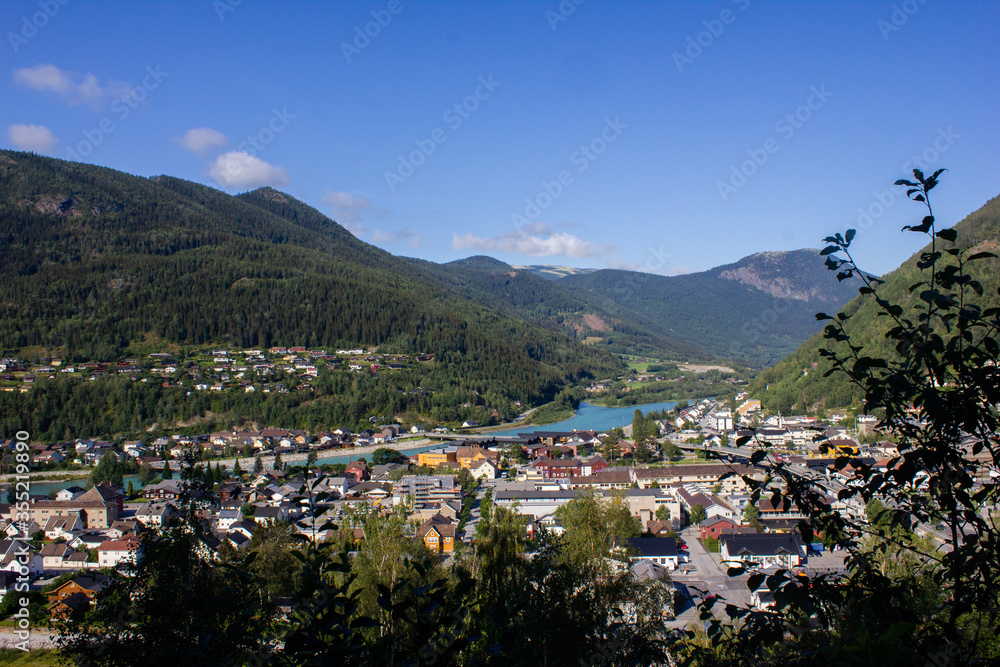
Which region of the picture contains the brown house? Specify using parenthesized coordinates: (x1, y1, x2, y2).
(46, 574, 108, 618)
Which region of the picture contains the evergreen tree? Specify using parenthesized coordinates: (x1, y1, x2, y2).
(272, 450, 283, 471)
(254, 455, 263, 474)
(689, 502, 706, 526)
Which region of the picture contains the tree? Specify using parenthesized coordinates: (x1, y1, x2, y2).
(655, 505, 671, 522)
(127, 481, 135, 498)
(57, 524, 271, 664)
(242, 442, 253, 458)
(306, 451, 318, 468)
(371, 447, 404, 466)
(272, 450, 283, 471)
(232, 458, 243, 477)
(556, 491, 640, 569)
(138, 462, 156, 485)
(254, 455, 263, 474)
(742, 502, 764, 533)
(690, 171, 1000, 664)
(161, 462, 173, 479)
(689, 503, 706, 526)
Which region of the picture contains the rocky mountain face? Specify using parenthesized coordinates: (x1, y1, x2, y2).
(710, 249, 862, 303)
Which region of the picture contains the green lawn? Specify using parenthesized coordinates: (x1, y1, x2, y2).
(0, 648, 62, 665)
(701, 538, 720, 553)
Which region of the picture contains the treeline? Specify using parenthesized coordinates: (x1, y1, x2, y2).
(0, 358, 585, 441)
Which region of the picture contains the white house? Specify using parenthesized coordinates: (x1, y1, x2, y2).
(97, 537, 141, 568)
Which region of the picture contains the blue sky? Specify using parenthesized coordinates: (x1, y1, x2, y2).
(3, 0, 999, 275)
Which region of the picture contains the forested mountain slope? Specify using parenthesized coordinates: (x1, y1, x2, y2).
(0, 150, 622, 418)
(751, 190, 1000, 413)
(557, 249, 860, 366)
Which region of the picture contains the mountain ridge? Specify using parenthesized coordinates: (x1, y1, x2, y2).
(750, 188, 1000, 413)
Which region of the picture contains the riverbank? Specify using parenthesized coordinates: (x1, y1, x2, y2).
(0, 439, 437, 485)
(210, 438, 435, 472)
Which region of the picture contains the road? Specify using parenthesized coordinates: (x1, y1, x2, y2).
(667, 525, 752, 628)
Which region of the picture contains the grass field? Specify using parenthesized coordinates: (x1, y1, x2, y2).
(0, 648, 62, 666)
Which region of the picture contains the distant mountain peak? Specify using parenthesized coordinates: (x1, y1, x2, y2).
(710, 248, 856, 303)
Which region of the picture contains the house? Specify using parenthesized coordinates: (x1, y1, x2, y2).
(4, 519, 40, 538)
(493, 489, 581, 520)
(135, 504, 177, 528)
(106, 519, 142, 539)
(40, 542, 75, 570)
(454, 446, 500, 469)
(216, 508, 243, 532)
(98, 536, 142, 568)
(44, 515, 85, 541)
(254, 506, 290, 525)
(0, 539, 43, 576)
(719, 533, 804, 569)
(645, 519, 674, 537)
(143, 480, 186, 501)
(469, 458, 500, 480)
(699, 517, 741, 541)
(345, 461, 369, 482)
(46, 574, 108, 618)
(625, 537, 679, 570)
(530, 458, 582, 479)
(371, 463, 408, 480)
(416, 515, 457, 554)
(70, 533, 109, 552)
(55, 486, 86, 501)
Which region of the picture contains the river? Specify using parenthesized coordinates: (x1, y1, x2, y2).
(19, 400, 682, 495)
(486, 399, 679, 437)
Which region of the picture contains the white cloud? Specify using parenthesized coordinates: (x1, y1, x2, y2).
(374, 228, 422, 249)
(208, 151, 290, 189)
(321, 190, 372, 223)
(12, 64, 127, 107)
(452, 223, 614, 258)
(7, 124, 59, 153)
(173, 127, 228, 156)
